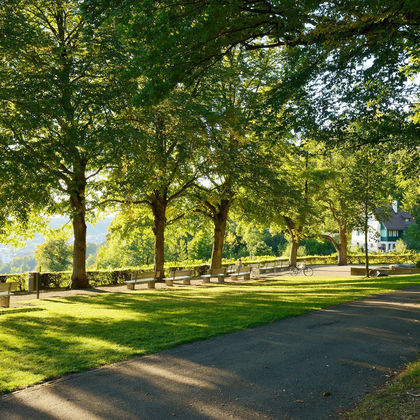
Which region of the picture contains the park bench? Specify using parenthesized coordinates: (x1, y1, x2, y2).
(165, 269, 194, 286)
(200, 268, 227, 284)
(229, 267, 251, 281)
(0, 282, 17, 308)
(226, 264, 237, 275)
(125, 271, 157, 290)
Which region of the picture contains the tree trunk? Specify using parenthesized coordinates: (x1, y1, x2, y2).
(289, 238, 299, 267)
(364, 203, 370, 277)
(70, 174, 89, 289)
(337, 227, 348, 266)
(152, 198, 167, 281)
(210, 200, 230, 270)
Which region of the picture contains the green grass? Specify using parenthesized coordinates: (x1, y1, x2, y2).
(346, 357, 420, 419)
(0, 274, 419, 394)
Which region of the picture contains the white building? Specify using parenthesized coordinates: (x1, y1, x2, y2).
(351, 202, 415, 253)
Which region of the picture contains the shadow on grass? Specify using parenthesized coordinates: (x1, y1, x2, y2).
(0, 274, 419, 395)
(0, 283, 419, 420)
(0, 307, 45, 316)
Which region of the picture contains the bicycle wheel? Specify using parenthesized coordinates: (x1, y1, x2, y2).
(303, 267, 313, 276)
(290, 267, 299, 276)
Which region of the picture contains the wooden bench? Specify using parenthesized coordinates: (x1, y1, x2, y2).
(165, 270, 194, 286)
(200, 268, 227, 284)
(125, 271, 157, 290)
(0, 282, 17, 308)
(226, 264, 237, 275)
(229, 267, 251, 281)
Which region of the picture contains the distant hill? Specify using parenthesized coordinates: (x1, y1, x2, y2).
(0, 215, 113, 263)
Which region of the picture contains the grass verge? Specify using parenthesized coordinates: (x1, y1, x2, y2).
(1, 274, 419, 394)
(345, 357, 420, 419)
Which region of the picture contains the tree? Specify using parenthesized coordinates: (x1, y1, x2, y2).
(349, 145, 392, 276)
(0, 1, 134, 288)
(121, 0, 419, 142)
(34, 230, 73, 272)
(187, 230, 213, 261)
(0, 256, 36, 275)
(237, 224, 273, 258)
(107, 91, 205, 280)
(403, 224, 420, 251)
(315, 150, 361, 265)
(191, 48, 283, 269)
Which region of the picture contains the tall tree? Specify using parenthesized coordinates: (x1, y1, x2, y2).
(191, 48, 282, 269)
(0, 1, 133, 287)
(108, 92, 204, 280)
(346, 138, 393, 276)
(314, 151, 361, 265)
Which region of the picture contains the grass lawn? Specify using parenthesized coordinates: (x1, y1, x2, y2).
(0, 274, 419, 394)
(346, 357, 420, 419)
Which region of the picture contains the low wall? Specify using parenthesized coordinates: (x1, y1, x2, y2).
(350, 267, 420, 276)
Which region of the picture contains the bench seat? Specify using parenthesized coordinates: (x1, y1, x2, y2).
(200, 268, 227, 284)
(229, 268, 251, 281)
(165, 270, 194, 286)
(0, 282, 17, 308)
(125, 272, 156, 290)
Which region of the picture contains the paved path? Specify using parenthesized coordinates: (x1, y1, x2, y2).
(1, 286, 419, 420)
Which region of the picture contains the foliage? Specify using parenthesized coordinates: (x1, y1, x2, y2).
(0, 255, 36, 275)
(237, 225, 273, 258)
(282, 243, 307, 258)
(403, 224, 420, 251)
(187, 230, 213, 261)
(0, 273, 27, 291)
(1, 274, 419, 393)
(391, 239, 408, 255)
(34, 230, 73, 273)
(127, 1, 419, 96)
(0, 0, 135, 287)
(301, 239, 336, 256)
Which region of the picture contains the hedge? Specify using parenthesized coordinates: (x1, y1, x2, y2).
(1, 253, 418, 292)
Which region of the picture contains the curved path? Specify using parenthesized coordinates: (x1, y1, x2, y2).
(1, 286, 419, 420)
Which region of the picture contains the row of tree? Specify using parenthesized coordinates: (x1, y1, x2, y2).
(0, 1, 418, 287)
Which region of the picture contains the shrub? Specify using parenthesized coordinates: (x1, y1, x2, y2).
(392, 239, 408, 254)
(0, 274, 27, 291)
(416, 260, 420, 268)
(3, 252, 419, 291)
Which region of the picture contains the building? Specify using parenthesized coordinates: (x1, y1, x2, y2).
(351, 202, 415, 252)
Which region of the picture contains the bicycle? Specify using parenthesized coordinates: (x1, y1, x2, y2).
(290, 263, 313, 276)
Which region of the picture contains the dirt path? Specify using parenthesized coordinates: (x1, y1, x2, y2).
(1, 285, 419, 420)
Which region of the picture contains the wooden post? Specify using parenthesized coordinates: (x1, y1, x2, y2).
(28, 272, 38, 292)
(35, 272, 40, 299)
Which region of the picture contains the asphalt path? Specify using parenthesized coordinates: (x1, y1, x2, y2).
(1, 286, 419, 420)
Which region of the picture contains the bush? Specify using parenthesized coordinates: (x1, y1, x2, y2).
(3, 252, 419, 291)
(392, 239, 408, 254)
(0, 274, 27, 291)
(416, 260, 420, 268)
